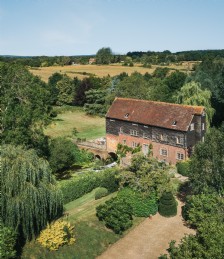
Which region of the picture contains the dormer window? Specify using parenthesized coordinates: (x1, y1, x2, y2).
(172, 121, 177, 126)
(124, 113, 129, 119)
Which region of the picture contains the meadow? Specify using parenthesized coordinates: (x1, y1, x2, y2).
(45, 106, 105, 140)
(29, 62, 195, 82)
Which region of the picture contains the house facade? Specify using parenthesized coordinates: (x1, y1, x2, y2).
(106, 98, 206, 164)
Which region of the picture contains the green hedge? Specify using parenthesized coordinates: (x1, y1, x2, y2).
(176, 160, 190, 176)
(95, 188, 108, 200)
(117, 188, 158, 217)
(59, 169, 119, 204)
(159, 192, 177, 217)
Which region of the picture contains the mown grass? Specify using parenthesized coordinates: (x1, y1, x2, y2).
(21, 188, 144, 259)
(45, 106, 105, 140)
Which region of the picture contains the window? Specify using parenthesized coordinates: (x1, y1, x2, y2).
(143, 133, 148, 139)
(202, 123, 205, 131)
(123, 139, 126, 145)
(160, 134, 168, 141)
(130, 129, 139, 136)
(190, 123, 194, 131)
(202, 136, 205, 142)
(110, 119, 115, 122)
(132, 123, 138, 126)
(176, 136, 183, 145)
(144, 125, 148, 128)
(176, 153, 184, 160)
(120, 127, 124, 133)
(124, 113, 129, 118)
(160, 148, 168, 156)
(172, 121, 177, 126)
(132, 142, 138, 148)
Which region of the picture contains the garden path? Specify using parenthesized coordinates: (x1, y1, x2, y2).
(97, 200, 195, 259)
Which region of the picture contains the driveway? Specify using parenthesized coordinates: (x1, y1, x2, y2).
(97, 200, 195, 259)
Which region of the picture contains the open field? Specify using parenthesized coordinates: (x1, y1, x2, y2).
(29, 62, 197, 82)
(45, 106, 105, 139)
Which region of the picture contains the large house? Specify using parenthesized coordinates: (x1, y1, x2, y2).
(106, 98, 206, 164)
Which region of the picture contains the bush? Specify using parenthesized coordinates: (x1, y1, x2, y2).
(37, 220, 75, 251)
(117, 188, 158, 217)
(176, 160, 190, 176)
(95, 187, 108, 200)
(59, 168, 119, 204)
(0, 221, 17, 259)
(159, 192, 177, 217)
(96, 197, 133, 234)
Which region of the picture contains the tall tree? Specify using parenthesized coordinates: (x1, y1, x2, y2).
(1, 145, 63, 240)
(96, 47, 113, 64)
(0, 63, 51, 155)
(56, 74, 74, 105)
(189, 128, 224, 195)
(176, 81, 215, 128)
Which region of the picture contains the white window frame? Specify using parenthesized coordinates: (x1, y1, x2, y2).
(160, 148, 168, 157)
(120, 127, 124, 133)
(190, 123, 194, 131)
(132, 142, 138, 148)
(176, 152, 184, 160)
(202, 123, 205, 131)
(160, 134, 168, 141)
(130, 129, 139, 136)
(176, 136, 183, 145)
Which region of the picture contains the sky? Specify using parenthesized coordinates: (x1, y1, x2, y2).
(0, 0, 224, 56)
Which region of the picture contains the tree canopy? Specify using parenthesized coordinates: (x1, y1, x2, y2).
(96, 47, 113, 64)
(1, 145, 63, 240)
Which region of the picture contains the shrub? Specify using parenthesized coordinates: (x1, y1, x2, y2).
(176, 160, 190, 176)
(117, 188, 158, 217)
(159, 192, 177, 217)
(96, 197, 133, 234)
(0, 221, 17, 259)
(95, 187, 108, 200)
(37, 220, 75, 251)
(59, 168, 119, 204)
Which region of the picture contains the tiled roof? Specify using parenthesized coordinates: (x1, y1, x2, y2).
(106, 98, 204, 132)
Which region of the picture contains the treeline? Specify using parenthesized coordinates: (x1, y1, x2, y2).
(127, 49, 224, 63)
(1, 49, 224, 67)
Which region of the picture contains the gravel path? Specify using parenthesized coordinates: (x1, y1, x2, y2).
(97, 200, 195, 259)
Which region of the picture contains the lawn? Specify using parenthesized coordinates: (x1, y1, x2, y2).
(29, 62, 196, 82)
(45, 106, 105, 140)
(21, 188, 144, 259)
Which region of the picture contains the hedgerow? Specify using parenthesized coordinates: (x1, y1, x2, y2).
(59, 168, 119, 204)
(95, 187, 108, 200)
(117, 188, 158, 217)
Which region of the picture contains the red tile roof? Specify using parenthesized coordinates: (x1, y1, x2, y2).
(106, 98, 204, 132)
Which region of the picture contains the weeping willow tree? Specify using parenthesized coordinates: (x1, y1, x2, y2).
(1, 145, 63, 240)
(176, 81, 215, 128)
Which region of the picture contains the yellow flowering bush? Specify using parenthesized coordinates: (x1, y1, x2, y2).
(37, 220, 75, 251)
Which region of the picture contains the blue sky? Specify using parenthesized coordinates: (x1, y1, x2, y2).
(0, 0, 223, 56)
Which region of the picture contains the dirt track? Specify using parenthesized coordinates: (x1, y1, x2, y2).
(97, 200, 195, 259)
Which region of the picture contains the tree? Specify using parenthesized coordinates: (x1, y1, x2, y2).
(96, 197, 133, 234)
(176, 81, 215, 128)
(47, 72, 63, 104)
(56, 74, 74, 105)
(48, 137, 81, 173)
(165, 70, 187, 92)
(96, 47, 113, 64)
(189, 128, 224, 195)
(158, 192, 177, 217)
(1, 145, 63, 240)
(0, 220, 17, 259)
(0, 63, 51, 155)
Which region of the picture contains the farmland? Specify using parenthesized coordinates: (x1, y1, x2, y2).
(29, 62, 196, 82)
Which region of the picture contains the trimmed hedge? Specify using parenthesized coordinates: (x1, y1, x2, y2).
(159, 192, 177, 217)
(176, 160, 190, 176)
(95, 187, 108, 200)
(117, 188, 158, 217)
(96, 197, 133, 234)
(59, 169, 119, 204)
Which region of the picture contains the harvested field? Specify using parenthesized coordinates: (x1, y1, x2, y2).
(29, 62, 197, 82)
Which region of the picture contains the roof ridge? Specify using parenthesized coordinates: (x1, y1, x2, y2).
(115, 97, 204, 110)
